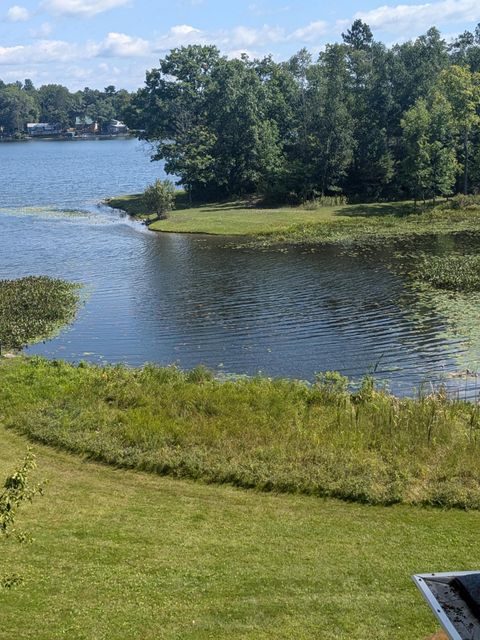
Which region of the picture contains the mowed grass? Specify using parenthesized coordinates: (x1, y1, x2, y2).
(106, 193, 480, 242)
(2, 424, 480, 639)
(4, 358, 480, 509)
(106, 193, 342, 235)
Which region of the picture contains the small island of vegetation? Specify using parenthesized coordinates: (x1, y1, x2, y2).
(0, 276, 80, 352)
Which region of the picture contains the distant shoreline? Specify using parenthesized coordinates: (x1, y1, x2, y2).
(0, 133, 135, 143)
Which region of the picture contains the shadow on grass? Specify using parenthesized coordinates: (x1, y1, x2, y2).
(337, 202, 417, 218)
(198, 199, 265, 213)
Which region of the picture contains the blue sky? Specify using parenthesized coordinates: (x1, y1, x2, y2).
(1, 0, 480, 90)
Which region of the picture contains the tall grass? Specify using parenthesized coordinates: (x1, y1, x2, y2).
(2, 358, 480, 509)
(302, 195, 348, 209)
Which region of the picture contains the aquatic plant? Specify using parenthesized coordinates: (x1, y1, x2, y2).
(0, 276, 80, 351)
(413, 254, 480, 291)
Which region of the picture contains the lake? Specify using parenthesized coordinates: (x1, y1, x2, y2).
(1, 138, 479, 395)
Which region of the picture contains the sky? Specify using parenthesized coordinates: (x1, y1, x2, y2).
(1, 0, 480, 90)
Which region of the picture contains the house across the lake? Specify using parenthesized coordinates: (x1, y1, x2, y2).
(106, 119, 129, 135)
(27, 123, 62, 137)
(75, 116, 99, 135)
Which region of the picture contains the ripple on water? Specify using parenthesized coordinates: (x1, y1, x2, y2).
(1, 139, 480, 396)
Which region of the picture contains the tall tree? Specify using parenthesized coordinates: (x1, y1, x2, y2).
(0, 84, 38, 133)
(37, 84, 75, 128)
(127, 46, 221, 198)
(401, 98, 432, 204)
(438, 65, 480, 193)
(428, 92, 458, 201)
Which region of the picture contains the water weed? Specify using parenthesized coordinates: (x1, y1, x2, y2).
(0, 277, 80, 351)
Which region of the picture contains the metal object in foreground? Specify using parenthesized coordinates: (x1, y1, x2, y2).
(413, 572, 480, 640)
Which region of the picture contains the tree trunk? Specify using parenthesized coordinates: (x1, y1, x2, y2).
(464, 129, 469, 195)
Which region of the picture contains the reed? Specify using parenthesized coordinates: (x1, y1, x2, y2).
(2, 358, 480, 509)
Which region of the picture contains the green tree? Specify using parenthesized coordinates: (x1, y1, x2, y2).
(438, 66, 480, 193)
(207, 56, 284, 196)
(401, 98, 432, 204)
(342, 23, 395, 200)
(143, 179, 176, 219)
(0, 84, 38, 134)
(129, 46, 222, 198)
(311, 44, 355, 196)
(1, 450, 43, 588)
(428, 92, 458, 201)
(37, 84, 75, 129)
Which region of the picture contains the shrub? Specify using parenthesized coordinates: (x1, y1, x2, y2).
(442, 194, 480, 210)
(1, 450, 43, 588)
(142, 179, 176, 219)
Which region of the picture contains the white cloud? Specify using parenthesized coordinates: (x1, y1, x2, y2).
(355, 0, 480, 33)
(0, 17, 334, 87)
(0, 32, 151, 68)
(42, 0, 130, 18)
(30, 22, 54, 38)
(155, 24, 207, 50)
(154, 23, 289, 53)
(0, 40, 78, 65)
(289, 20, 328, 42)
(229, 25, 285, 47)
(5, 5, 30, 22)
(95, 32, 151, 57)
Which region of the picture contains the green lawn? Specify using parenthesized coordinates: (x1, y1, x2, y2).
(106, 193, 480, 244)
(1, 423, 477, 639)
(149, 202, 342, 235)
(105, 193, 351, 235)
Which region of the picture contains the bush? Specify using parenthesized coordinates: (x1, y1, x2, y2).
(302, 195, 348, 209)
(442, 194, 480, 210)
(142, 179, 176, 219)
(1, 449, 43, 589)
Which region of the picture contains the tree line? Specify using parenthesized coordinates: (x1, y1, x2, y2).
(0, 81, 133, 135)
(3, 21, 480, 203)
(126, 21, 480, 203)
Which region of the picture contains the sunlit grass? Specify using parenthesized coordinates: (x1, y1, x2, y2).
(106, 193, 480, 243)
(1, 422, 479, 639)
(106, 193, 344, 235)
(3, 358, 480, 509)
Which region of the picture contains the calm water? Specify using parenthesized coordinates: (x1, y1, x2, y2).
(1, 138, 479, 395)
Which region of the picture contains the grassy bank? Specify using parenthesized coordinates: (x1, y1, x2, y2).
(3, 358, 480, 509)
(0, 276, 80, 351)
(256, 204, 480, 248)
(105, 193, 342, 235)
(3, 424, 478, 639)
(106, 193, 480, 243)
